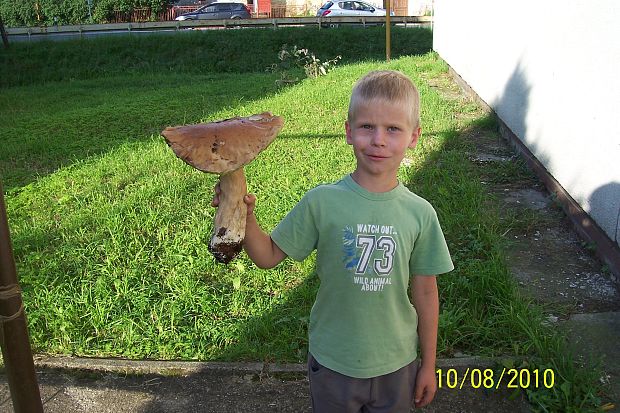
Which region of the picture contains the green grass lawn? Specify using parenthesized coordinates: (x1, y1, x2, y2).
(0, 28, 603, 411)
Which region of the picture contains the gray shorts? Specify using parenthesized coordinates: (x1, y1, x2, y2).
(307, 353, 419, 413)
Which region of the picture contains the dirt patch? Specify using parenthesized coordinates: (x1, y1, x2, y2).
(1, 369, 312, 413)
(1, 361, 531, 413)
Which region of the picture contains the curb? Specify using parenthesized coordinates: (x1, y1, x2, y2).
(33, 354, 499, 376)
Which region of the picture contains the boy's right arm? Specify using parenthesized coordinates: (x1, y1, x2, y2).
(243, 194, 287, 269)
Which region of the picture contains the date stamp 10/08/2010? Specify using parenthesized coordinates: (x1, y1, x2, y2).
(436, 368, 556, 390)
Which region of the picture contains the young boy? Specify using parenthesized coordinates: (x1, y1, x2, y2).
(214, 70, 453, 412)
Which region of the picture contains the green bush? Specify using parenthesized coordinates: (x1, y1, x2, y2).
(0, 1, 38, 27)
(0, 0, 168, 27)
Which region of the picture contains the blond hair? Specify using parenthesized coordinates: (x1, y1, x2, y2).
(348, 70, 420, 129)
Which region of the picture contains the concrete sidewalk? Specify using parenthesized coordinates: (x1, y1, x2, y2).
(0, 356, 531, 412)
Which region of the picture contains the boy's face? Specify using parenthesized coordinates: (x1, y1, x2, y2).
(345, 99, 420, 183)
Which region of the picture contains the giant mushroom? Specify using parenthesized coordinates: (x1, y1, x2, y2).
(161, 112, 284, 264)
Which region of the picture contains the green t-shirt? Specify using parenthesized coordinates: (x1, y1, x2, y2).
(271, 175, 454, 378)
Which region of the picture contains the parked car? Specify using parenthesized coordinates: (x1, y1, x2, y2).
(175, 2, 252, 20)
(316, 0, 393, 17)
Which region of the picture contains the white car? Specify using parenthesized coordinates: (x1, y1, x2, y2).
(316, 0, 393, 17)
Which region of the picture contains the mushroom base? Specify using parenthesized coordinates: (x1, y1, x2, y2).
(208, 240, 243, 264)
(209, 168, 248, 264)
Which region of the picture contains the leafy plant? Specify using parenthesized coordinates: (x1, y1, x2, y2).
(267, 44, 341, 85)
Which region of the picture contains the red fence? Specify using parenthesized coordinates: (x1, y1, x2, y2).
(264, 4, 313, 18)
(110, 4, 316, 23)
(111, 6, 201, 23)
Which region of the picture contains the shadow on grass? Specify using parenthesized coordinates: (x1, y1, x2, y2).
(0, 73, 283, 192)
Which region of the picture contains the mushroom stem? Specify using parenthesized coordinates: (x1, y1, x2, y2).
(209, 168, 248, 264)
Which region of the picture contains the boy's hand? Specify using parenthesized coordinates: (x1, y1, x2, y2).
(414, 363, 437, 408)
(212, 183, 256, 216)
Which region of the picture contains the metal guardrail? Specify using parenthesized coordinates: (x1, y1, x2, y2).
(5, 16, 431, 37)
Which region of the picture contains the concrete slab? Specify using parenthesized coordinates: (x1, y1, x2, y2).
(563, 311, 620, 406)
(502, 188, 551, 211)
(507, 224, 620, 313)
(468, 152, 516, 163)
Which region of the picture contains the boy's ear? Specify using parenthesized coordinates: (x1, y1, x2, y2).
(409, 127, 422, 149)
(345, 121, 353, 145)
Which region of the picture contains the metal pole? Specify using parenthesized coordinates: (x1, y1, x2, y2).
(87, 0, 93, 21)
(385, 0, 391, 62)
(0, 181, 44, 413)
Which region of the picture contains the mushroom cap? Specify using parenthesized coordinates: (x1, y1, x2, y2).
(161, 112, 284, 173)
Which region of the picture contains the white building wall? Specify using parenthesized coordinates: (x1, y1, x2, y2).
(433, 0, 620, 246)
